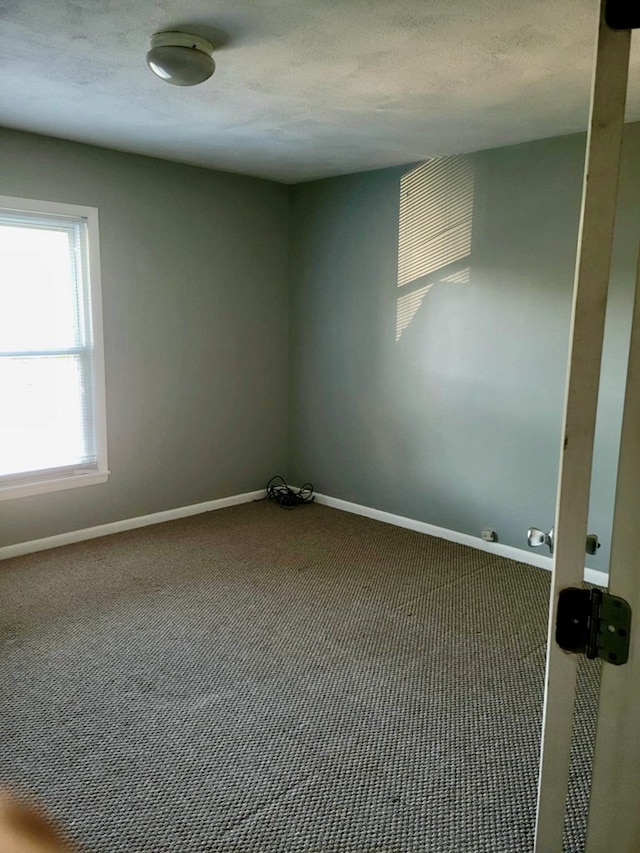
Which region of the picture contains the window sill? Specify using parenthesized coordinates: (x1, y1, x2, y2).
(0, 470, 110, 502)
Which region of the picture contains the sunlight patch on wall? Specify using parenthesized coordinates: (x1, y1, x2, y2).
(396, 156, 474, 340)
(440, 267, 470, 284)
(396, 284, 433, 341)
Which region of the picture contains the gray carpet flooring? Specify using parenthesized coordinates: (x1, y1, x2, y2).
(0, 501, 598, 852)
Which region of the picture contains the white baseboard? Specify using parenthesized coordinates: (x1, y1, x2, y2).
(313, 491, 609, 588)
(0, 489, 266, 561)
(1, 486, 609, 588)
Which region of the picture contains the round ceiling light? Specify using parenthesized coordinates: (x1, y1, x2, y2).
(146, 32, 215, 87)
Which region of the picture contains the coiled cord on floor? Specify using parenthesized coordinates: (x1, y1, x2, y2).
(259, 476, 315, 509)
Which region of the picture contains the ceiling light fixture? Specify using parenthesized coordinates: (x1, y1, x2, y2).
(146, 32, 215, 87)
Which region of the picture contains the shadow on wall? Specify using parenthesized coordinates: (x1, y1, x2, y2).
(396, 156, 475, 341)
(386, 151, 533, 538)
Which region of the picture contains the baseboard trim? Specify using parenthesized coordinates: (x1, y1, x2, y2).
(2, 486, 609, 587)
(0, 489, 266, 561)
(313, 491, 609, 588)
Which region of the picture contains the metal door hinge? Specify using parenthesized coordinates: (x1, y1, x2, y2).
(556, 587, 631, 665)
(605, 0, 640, 30)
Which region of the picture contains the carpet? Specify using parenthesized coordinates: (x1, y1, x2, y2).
(0, 501, 598, 852)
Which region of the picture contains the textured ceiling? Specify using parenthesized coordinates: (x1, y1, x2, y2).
(1, 0, 638, 183)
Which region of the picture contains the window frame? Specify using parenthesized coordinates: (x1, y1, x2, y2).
(0, 195, 109, 501)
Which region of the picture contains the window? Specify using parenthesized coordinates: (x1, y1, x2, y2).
(0, 196, 108, 500)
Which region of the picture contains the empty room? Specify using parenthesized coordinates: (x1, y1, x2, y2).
(1, 1, 639, 851)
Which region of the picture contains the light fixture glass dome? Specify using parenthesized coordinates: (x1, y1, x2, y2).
(146, 32, 215, 87)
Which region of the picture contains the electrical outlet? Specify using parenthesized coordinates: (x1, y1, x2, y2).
(481, 529, 497, 542)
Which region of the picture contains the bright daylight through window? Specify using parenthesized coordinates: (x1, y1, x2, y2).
(0, 196, 108, 500)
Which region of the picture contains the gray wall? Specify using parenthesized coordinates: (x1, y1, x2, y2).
(4, 123, 639, 564)
(289, 124, 640, 571)
(0, 128, 290, 546)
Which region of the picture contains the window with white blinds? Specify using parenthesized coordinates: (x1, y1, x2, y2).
(0, 196, 108, 500)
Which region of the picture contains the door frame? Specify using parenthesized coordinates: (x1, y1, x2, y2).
(584, 253, 640, 849)
(534, 4, 632, 850)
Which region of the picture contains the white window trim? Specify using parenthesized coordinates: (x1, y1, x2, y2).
(0, 195, 109, 501)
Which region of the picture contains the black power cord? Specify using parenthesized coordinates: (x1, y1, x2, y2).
(258, 475, 315, 509)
